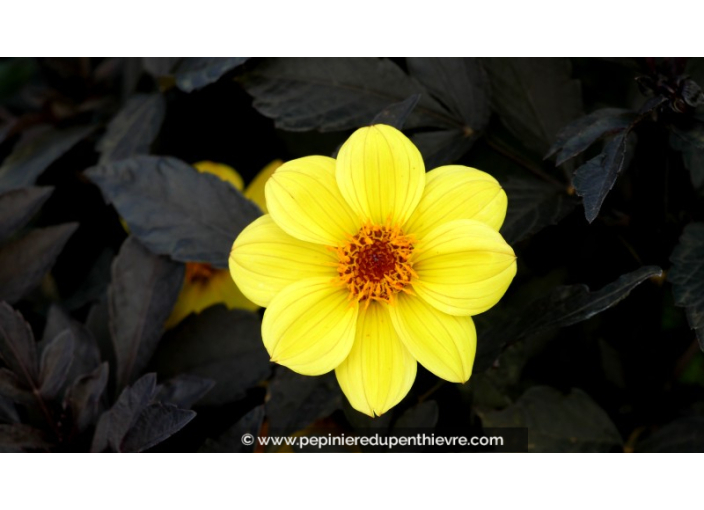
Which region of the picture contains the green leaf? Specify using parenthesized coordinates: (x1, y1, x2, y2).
(480, 386, 622, 452)
(546, 108, 635, 165)
(669, 223, 704, 349)
(175, 57, 249, 93)
(108, 236, 184, 389)
(501, 176, 577, 244)
(154, 306, 270, 406)
(572, 133, 629, 223)
(0, 223, 78, 304)
(0, 125, 95, 193)
(97, 93, 166, 164)
(483, 57, 583, 156)
(0, 186, 54, 242)
(85, 156, 261, 268)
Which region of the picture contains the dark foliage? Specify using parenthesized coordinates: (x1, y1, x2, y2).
(0, 57, 703, 452)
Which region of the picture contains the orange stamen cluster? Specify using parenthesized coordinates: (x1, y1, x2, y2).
(334, 221, 417, 306)
(186, 262, 217, 284)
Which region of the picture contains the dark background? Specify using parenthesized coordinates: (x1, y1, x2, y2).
(0, 57, 703, 452)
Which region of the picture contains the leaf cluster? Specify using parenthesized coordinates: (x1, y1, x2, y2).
(1, 58, 703, 452)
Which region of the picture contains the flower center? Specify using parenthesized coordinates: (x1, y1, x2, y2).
(335, 222, 417, 304)
(186, 262, 217, 284)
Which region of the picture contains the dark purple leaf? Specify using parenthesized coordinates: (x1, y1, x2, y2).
(0, 423, 50, 452)
(371, 94, 421, 130)
(0, 223, 79, 303)
(0, 302, 38, 386)
(266, 369, 341, 437)
(91, 373, 157, 452)
(636, 417, 704, 452)
(38, 329, 74, 399)
(0, 368, 32, 404)
(407, 57, 491, 131)
(0, 125, 95, 193)
(41, 306, 101, 384)
(669, 223, 704, 350)
(480, 387, 622, 452)
(240, 57, 453, 132)
(97, 93, 166, 164)
(476, 266, 662, 371)
(199, 405, 265, 453)
(175, 57, 249, 93)
(64, 362, 109, 432)
(142, 57, 181, 78)
(108, 237, 184, 389)
(546, 108, 636, 165)
(0, 186, 53, 242)
(0, 395, 18, 423)
(501, 176, 578, 244)
(411, 129, 477, 169)
(572, 133, 629, 223)
(85, 156, 261, 268)
(484, 57, 583, 156)
(120, 403, 195, 452)
(153, 306, 270, 406)
(157, 374, 215, 409)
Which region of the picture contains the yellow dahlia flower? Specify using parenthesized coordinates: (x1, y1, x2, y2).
(164, 159, 282, 329)
(229, 125, 516, 417)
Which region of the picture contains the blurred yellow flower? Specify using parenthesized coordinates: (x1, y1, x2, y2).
(229, 125, 516, 417)
(164, 159, 282, 329)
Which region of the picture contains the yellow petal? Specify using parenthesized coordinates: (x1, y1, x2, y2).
(336, 125, 425, 226)
(335, 302, 417, 417)
(265, 156, 360, 245)
(262, 277, 358, 376)
(194, 161, 244, 191)
(229, 215, 338, 307)
(244, 159, 283, 214)
(389, 293, 476, 383)
(165, 267, 258, 330)
(404, 165, 507, 238)
(413, 219, 516, 316)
